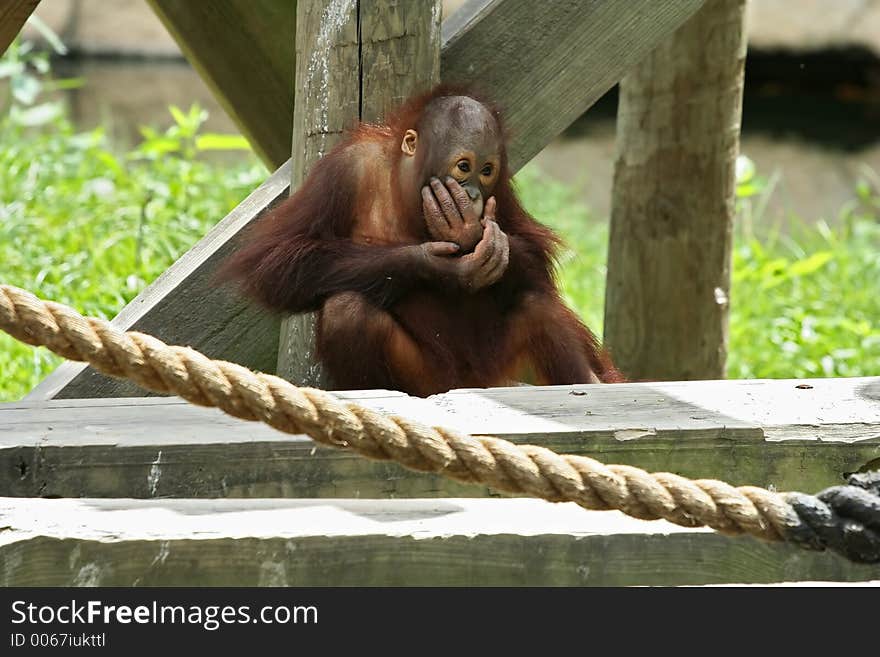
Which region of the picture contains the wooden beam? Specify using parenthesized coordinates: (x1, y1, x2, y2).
(2, 497, 877, 586)
(604, 0, 748, 381)
(27, 162, 292, 400)
(147, 0, 296, 168)
(277, 0, 442, 384)
(7, 378, 880, 499)
(0, 0, 39, 55)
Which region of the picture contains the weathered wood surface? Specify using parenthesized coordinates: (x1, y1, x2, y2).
(360, 0, 442, 123)
(26, 162, 292, 400)
(605, 0, 747, 381)
(276, 0, 361, 387)
(2, 497, 877, 586)
(147, 0, 296, 167)
(5, 378, 879, 499)
(277, 0, 442, 384)
(442, 0, 708, 171)
(0, 0, 39, 56)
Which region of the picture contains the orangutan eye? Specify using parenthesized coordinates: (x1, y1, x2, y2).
(481, 164, 493, 176)
(457, 160, 471, 173)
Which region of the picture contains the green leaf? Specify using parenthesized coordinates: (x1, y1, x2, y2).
(736, 183, 759, 198)
(196, 133, 252, 151)
(96, 151, 124, 178)
(44, 77, 86, 91)
(787, 251, 833, 277)
(10, 102, 63, 127)
(139, 126, 159, 140)
(188, 104, 204, 122)
(25, 15, 69, 55)
(138, 137, 181, 156)
(0, 61, 25, 78)
(169, 105, 188, 127)
(11, 73, 41, 105)
(758, 257, 788, 278)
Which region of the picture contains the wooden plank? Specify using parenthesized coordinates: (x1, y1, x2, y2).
(5, 378, 879, 499)
(0, 0, 39, 55)
(2, 497, 877, 586)
(277, 0, 442, 384)
(604, 0, 747, 380)
(147, 0, 296, 168)
(26, 162, 292, 400)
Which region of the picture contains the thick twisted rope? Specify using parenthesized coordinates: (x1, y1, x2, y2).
(1, 283, 878, 563)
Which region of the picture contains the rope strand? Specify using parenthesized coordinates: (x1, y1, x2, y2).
(1, 283, 878, 563)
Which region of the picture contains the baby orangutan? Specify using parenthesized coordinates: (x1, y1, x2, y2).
(220, 86, 622, 396)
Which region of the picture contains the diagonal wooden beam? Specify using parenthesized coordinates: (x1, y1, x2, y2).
(0, 0, 40, 55)
(147, 0, 296, 168)
(27, 162, 291, 400)
(441, 0, 707, 172)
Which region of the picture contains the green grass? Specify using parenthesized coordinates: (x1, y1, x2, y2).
(1, 70, 878, 399)
(515, 162, 880, 381)
(513, 165, 608, 333)
(728, 216, 880, 378)
(0, 113, 266, 400)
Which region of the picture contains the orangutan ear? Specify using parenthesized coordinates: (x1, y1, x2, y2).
(401, 129, 418, 156)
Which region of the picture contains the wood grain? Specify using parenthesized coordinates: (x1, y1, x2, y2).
(442, 0, 709, 171)
(605, 0, 748, 380)
(360, 0, 441, 123)
(275, 0, 360, 387)
(277, 0, 441, 384)
(2, 497, 877, 586)
(7, 378, 880, 499)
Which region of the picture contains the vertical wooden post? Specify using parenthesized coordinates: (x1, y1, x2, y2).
(603, 0, 747, 381)
(277, 0, 441, 386)
(359, 1, 441, 121)
(276, 0, 359, 388)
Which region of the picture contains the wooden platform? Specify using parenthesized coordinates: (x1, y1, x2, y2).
(2, 497, 878, 586)
(2, 377, 879, 499)
(4, 377, 878, 585)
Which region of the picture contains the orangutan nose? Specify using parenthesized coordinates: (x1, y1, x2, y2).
(466, 185, 484, 217)
(464, 184, 481, 201)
